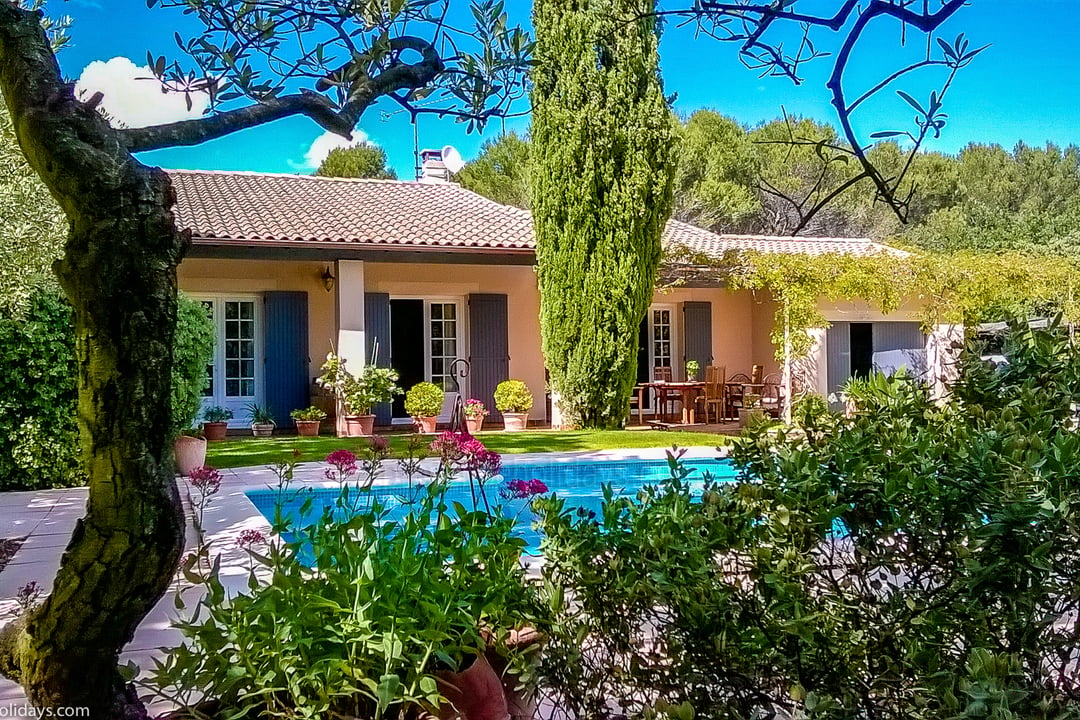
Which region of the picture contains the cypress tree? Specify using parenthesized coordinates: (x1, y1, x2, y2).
(531, 0, 675, 428)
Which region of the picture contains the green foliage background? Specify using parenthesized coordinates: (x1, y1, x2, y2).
(456, 131, 531, 209)
(0, 95, 66, 309)
(315, 144, 397, 180)
(535, 323, 1080, 718)
(531, 0, 674, 429)
(0, 292, 213, 490)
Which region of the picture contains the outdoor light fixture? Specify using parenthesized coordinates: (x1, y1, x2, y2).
(321, 266, 336, 293)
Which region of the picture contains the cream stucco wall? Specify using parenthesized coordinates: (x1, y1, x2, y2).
(179, 255, 952, 425)
(650, 286, 765, 381)
(179, 258, 337, 415)
(363, 262, 546, 422)
(180, 258, 548, 423)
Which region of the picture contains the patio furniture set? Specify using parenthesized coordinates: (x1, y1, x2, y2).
(632, 365, 786, 427)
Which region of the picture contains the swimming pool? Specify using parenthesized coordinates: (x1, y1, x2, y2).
(245, 456, 738, 555)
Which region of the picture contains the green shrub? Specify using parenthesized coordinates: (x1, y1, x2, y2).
(404, 381, 444, 417)
(0, 290, 81, 490)
(153, 454, 542, 718)
(0, 290, 214, 490)
(534, 320, 1080, 719)
(289, 405, 327, 421)
(171, 295, 214, 435)
(493, 379, 533, 413)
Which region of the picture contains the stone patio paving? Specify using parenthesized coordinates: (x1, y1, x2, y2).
(0, 445, 726, 713)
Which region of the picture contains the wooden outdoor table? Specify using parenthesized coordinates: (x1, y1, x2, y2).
(636, 381, 706, 424)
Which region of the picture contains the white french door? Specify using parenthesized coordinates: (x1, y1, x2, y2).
(197, 296, 263, 426)
(648, 304, 678, 412)
(426, 299, 463, 421)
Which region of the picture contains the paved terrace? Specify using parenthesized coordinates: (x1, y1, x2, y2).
(0, 445, 728, 713)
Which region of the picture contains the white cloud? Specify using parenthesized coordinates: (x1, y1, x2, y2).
(299, 129, 373, 170)
(74, 56, 210, 129)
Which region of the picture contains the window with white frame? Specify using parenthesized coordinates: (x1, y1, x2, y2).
(196, 295, 261, 422)
(430, 302, 459, 392)
(652, 307, 674, 372)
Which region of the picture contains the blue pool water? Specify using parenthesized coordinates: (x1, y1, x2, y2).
(246, 456, 738, 555)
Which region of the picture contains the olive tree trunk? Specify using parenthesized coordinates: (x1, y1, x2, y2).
(0, 5, 185, 718)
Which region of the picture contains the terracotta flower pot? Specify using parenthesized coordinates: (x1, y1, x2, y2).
(415, 416, 438, 434)
(202, 421, 228, 442)
(435, 626, 541, 720)
(173, 435, 207, 477)
(465, 416, 484, 434)
(294, 419, 321, 437)
(502, 412, 528, 432)
(343, 414, 375, 437)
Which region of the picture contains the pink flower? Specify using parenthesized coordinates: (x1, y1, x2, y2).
(500, 478, 548, 500)
(464, 399, 488, 418)
(236, 529, 267, 548)
(326, 449, 357, 476)
(189, 466, 222, 495)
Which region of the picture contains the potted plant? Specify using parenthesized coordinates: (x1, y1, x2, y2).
(738, 393, 765, 428)
(174, 429, 207, 476)
(247, 403, 276, 437)
(494, 380, 533, 432)
(201, 406, 233, 441)
(685, 359, 701, 381)
(405, 381, 445, 434)
(317, 352, 402, 437)
(463, 398, 488, 434)
(290, 406, 327, 437)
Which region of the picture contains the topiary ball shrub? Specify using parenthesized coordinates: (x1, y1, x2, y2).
(404, 381, 445, 418)
(494, 380, 533, 414)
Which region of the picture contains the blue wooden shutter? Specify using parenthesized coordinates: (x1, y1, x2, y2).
(826, 322, 851, 409)
(264, 291, 309, 426)
(469, 294, 509, 421)
(365, 292, 393, 426)
(872, 322, 925, 352)
(682, 302, 712, 380)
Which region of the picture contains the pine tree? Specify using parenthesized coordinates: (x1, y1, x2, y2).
(531, 0, 674, 428)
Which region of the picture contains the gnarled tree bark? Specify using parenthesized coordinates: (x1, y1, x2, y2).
(0, 5, 184, 717)
(0, 4, 448, 716)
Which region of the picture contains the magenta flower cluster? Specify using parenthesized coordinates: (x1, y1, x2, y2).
(188, 466, 222, 495)
(430, 431, 501, 478)
(236, 528, 267, 548)
(500, 478, 549, 500)
(325, 449, 358, 476)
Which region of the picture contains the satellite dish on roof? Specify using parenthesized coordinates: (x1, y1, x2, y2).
(441, 145, 465, 174)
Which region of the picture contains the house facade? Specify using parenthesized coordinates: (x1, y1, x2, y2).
(171, 168, 958, 429)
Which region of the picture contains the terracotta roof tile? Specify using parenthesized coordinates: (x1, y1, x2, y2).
(167, 170, 902, 258)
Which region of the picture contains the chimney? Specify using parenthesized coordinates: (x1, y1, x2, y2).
(419, 148, 450, 183)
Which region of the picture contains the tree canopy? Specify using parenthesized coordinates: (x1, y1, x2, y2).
(316, 143, 397, 180)
(455, 131, 530, 209)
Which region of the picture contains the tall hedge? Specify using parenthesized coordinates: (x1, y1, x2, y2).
(0, 290, 81, 490)
(0, 291, 213, 491)
(531, 0, 675, 428)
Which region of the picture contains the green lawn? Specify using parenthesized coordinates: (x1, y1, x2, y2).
(205, 429, 734, 470)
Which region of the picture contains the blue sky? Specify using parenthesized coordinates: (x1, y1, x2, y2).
(57, 1, 1080, 178)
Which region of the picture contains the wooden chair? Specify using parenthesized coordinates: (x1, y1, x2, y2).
(751, 364, 764, 385)
(695, 365, 726, 423)
(652, 366, 681, 421)
(725, 373, 751, 420)
(761, 372, 786, 418)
